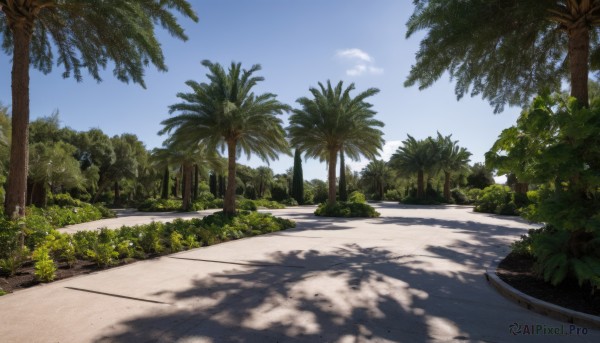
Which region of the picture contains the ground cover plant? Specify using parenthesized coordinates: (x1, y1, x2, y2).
(314, 191, 380, 218)
(0, 211, 295, 293)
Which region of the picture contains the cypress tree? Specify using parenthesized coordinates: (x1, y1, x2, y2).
(339, 151, 347, 201)
(291, 149, 304, 204)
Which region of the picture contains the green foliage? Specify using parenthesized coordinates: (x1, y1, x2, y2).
(315, 202, 380, 218)
(348, 191, 366, 204)
(138, 198, 182, 212)
(384, 189, 403, 201)
(466, 188, 483, 202)
(169, 232, 184, 253)
(451, 189, 469, 205)
(528, 227, 600, 290)
(238, 199, 258, 211)
(404, 0, 592, 111)
(254, 199, 285, 209)
(138, 222, 164, 255)
(32, 246, 56, 282)
(291, 149, 304, 205)
(474, 185, 515, 215)
(280, 198, 299, 206)
(288, 81, 384, 205)
(43, 232, 77, 268)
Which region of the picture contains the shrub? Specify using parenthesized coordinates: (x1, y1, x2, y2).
(384, 189, 403, 201)
(280, 198, 298, 206)
(169, 232, 184, 253)
(138, 222, 165, 254)
(466, 188, 482, 202)
(255, 199, 286, 209)
(451, 188, 469, 205)
(348, 191, 367, 204)
(44, 232, 77, 267)
(315, 202, 380, 218)
(138, 198, 182, 212)
(238, 199, 258, 211)
(33, 246, 56, 282)
(50, 193, 81, 207)
(474, 185, 514, 214)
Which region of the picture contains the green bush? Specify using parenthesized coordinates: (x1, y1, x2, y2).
(33, 246, 56, 282)
(474, 185, 516, 215)
(348, 191, 366, 204)
(384, 189, 403, 201)
(315, 202, 380, 218)
(451, 188, 469, 205)
(138, 198, 182, 212)
(466, 188, 483, 202)
(44, 232, 77, 267)
(280, 198, 298, 206)
(528, 227, 600, 291)
(238, 199, 258, 211)
(50, 193, 81, 207)
(169, 232, 184, 253)
(255, 199, 286, 209)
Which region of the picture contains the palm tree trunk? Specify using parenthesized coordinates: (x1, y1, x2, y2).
(568, 25, 590, 107)
(417, 170, 424, 200)
(161, 167, 169, 199)
(193, 164, 199, 201)
(444, 171, 451, 202)
(327, 149, 337, 205)
(182, 162, 193, 211)
(5, 23, 32, 218)
(224, 140, 237, 215)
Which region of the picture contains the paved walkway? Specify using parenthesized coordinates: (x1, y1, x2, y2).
(1, 203, 598, 342)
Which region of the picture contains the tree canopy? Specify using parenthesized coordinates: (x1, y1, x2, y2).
(405, 0, 600, 110)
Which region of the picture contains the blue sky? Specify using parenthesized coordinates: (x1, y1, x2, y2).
(0, 0, 520, 181)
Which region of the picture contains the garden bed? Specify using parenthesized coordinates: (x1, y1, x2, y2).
(497, 252, 600, 316)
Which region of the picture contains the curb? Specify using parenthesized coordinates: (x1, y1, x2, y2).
(485, 259, 600, 329)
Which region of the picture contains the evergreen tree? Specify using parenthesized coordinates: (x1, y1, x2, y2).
(339, 151, 347, 201)
(291, 149, 304, 205)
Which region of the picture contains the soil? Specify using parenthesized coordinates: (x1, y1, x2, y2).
(497, 252, 600, 316)
(0, 258, 140, 294)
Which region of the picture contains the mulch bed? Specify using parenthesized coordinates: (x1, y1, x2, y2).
(0, 259, 140, 294)
(497, 252, 600, 316)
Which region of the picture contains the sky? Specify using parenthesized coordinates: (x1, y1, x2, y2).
(0, 0, 521, 182)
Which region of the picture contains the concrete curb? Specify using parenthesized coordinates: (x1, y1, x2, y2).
(485, 258, 600, 329)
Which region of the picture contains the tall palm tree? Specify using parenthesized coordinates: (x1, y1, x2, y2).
(360, 160, 393, 200)
(389, 135, 439, 200)
(0, 1, 197, 217)
(254, 166, 273, 199)
(436, 133, 471, 201)
(160, 61, 290, 215)
(288, 81, 384, 205)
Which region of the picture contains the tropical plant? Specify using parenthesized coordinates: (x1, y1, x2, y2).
(360, 160, 394, 201)
(389, 135, 438, 200)
(0, 0, 198, 217)
(160, 61, 289, 215)
(288, 81, 384, 205)
(436, 133, 471, 201)
(405, 0, 600, 110)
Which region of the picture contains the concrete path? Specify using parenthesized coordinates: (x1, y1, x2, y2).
(1, 203, 598, 342)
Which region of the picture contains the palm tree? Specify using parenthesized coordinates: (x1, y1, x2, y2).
(288, 81, 384, 205)
(360, 160, 393, 200)
(152, 138, 222, 211)
(0, 1, 197, 217)
(436, 133, 471, 202)
(389, 135, 439, 200)
(254, 166, 273, 199)
(160, 61, 289, 215)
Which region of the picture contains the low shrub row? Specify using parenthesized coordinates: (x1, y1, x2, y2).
(138, 196, 290, 212)
(315, 201, 380, 218)
(473, 185, 532, 216)
(0, 211, 296, 284)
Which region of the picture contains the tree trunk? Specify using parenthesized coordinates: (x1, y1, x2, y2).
(568, 25, 590, 107)
(173, 175, 179, 198)
(339, 151, 347, 201)
(113, 181, 120, 207)
(515, 182, 529, 194)
(444, 171, 451, 202)
(417, 170, 424, 200)
(193, 164, 199, 201)
(182, 162, 193, 211)
(218, 174, 226, 198)
(327, 149, 338, 205)
(5, 23, 33, 218)
(161, 167, 169, 199)
(209, 173, 217, 197)
(224, 140, 237, 215)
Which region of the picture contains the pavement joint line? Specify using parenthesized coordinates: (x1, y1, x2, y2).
(64, 287, 172, 305)
(168, 256, 306, 269)
(485, 258, 600, 329)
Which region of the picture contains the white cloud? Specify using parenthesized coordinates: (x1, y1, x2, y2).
(336, 48, 384, 77)
(336, 48, 373, 63)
